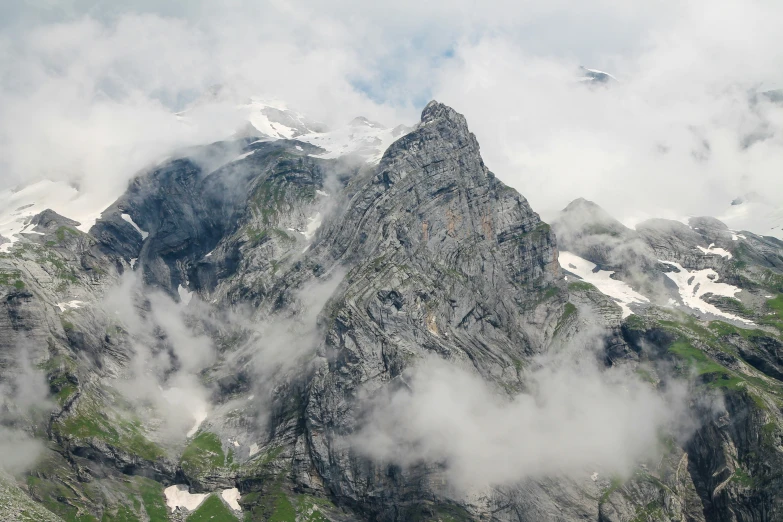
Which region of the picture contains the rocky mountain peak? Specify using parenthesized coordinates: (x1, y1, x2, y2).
(377, 100, 479, 175)
(420, 99, 468, 127)
(30, 209, 81, 230)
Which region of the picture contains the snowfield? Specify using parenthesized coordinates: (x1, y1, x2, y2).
(659, 260, 752, 324)
(696, 243, 732, 259)
(558, 251, 649, 318)
(164, 485, 207, 511)
(0, 180, 106, 252)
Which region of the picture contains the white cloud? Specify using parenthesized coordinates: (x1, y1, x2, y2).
(350, 345, 688, 492)
(430, 1, 783, 227)
(4, 0, 783, 236)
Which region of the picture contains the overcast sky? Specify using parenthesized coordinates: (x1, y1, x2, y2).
(2, 0, 783, 228)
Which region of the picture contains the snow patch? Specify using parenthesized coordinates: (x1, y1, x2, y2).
(659, 260, 752, 324)
(558, 251, 649, 318)
(130, 258, 137, 269)
(19, 222, 44, 236)
(56, 300, 84, 312)
(249, 443, 260, 457)
(297, 122, 409, 164)
(232, 150, 257, 162)
(696, 243, 732, 259)
(0, 180, 92, 252)
(316, 190, 329, 197)
(295, 145, 303, 151)
(120, 214, 149, 239)
(591, 472, 599, 482)
(164, 485, 207, 512)
(221, 488, 242, 512)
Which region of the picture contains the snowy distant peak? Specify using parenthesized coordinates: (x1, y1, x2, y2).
(240, 100, 410, 163)
(0, 179, 95, 253)
(244, 97, 328, 139)
(578, 66, 617, 84)
(349, 116, 385, 129)
(555, 197, 632, 238)
(295, 119, 411, 164)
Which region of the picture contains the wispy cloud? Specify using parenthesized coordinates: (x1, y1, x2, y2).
(3, 0, 783, 233)
(348, 322, 691, 492)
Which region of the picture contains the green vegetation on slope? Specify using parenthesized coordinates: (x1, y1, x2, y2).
(180, 431, 226, 476)
(53, 399, 163, 461)
(668, 339, 744, 390)
(0, 269, 24, 288)
(0, 472, 66, 522)
(136, 477, 168, 522)
(762, 294, 783, 332)
(186, 495, 238, 522)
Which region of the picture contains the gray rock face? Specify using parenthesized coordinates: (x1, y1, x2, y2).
(297, 101, 563, 518)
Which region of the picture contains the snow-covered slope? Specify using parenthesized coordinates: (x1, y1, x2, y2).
(1, 94, 412, 254)
(558, 251, 649, 317)
(241, 99, 410, 163)
(0, 180, 113, 252)
(242, 96, 328, 139)
(295, 117, 410, 163)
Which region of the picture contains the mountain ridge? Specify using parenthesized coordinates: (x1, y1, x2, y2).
(0, 101, 781, 521)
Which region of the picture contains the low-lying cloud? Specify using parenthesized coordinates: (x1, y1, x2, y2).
(350, 333, 689, 492)
(102, 272, 216, 440)
(101, 267, 344, 441)
(0, 345, 53, 472)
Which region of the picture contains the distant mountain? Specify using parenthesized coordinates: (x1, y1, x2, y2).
(578, 65, 618, 84)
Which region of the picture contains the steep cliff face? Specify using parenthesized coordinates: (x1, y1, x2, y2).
(298, 101, 563, 519)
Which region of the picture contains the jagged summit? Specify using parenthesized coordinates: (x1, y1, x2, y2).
(378, 100, 480, 173)
(420, 99, 469, 127)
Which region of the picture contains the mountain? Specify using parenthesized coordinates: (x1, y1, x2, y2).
(578, 66, 618, 85)
(1, 102, 782, 521)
